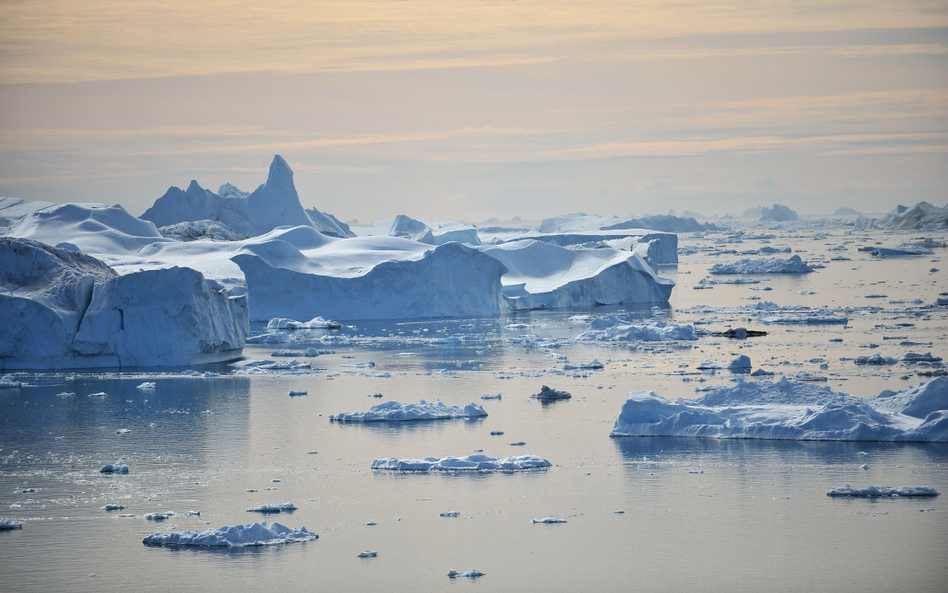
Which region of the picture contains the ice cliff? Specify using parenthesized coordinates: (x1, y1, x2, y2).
(0, 238, 248, 369)
(233, 235, 508, 321)
(141, 155, 354, 238)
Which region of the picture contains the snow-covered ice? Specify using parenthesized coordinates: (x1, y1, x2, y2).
(329, 400, 487, 422)
(142, 521, 317, 547)
(610, 377, 948, 442)
(371, 454, 552, 471)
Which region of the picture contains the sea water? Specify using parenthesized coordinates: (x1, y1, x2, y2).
(1, 228, 946, 592)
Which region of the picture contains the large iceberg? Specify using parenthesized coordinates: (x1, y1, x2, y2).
(330, 399, 488, 422)
(1, 238, 247, 369)
(141, 155, 354, 238)
(371, 454, 552, 471)
(233, 236, 507, 321)
(478, 240, 674, 311)
(142, 521, 317, 547)
(610, 377, 948, 442)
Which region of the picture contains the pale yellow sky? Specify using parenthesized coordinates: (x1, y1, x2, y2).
(1, 1, 946, 222)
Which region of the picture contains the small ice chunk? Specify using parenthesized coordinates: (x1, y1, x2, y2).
(358, 550, 378, 558)
(136, 382, 156, 390)
(826, 485, 940, 497)
(246, 502, 297, 513)
(142, 521, 317, 547)
(490, 430, 505, 436)
(88, 392, 107, 397)
(144, 511, 175, 521)
(481, 393, 502, 400)
(115, 428, 131, 434)
(0, 517, 23, 530)
(448, 569, 485, 578)
(440, 511, 460, 517)
(100, 461, 129, 474)
(330, 399, 487, 422)
(531, 385, 572, 400)
(102, 504, 126, 511)
(288, 390, 308, 396)
(532, 516, 567, 524)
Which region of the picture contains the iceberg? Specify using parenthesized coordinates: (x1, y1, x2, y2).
(826, 485, 940, 498)
(1, 238, 248, 369)
(610, 377, 948, 442)
(99, 461, 129, 473)
(696, 355, 752, 370)
(710, 255, 813, 274)
(142, 521, 317, 547)
(158, 220, 248, 242)
(266, 317, 341, 330)
(447, 569, 485, 579)
(531, 516, 568, 524)
(0, 374, 22, 388)
(877, 201, 948, 231)
(234, 237, 507, 321)
(0, 517, 23, 530)
(371, 454, 551, 471)
(330, 399, 487, 422)
(478, 240, 674, 311)
(141, 156, 354, 238)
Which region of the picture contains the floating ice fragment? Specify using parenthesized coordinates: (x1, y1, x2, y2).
(532, 516, 567, 524)
(481, 393, 502, 400)
(509, 441, 526, 446)
(100, 461, 129, 474)
(860, 464, 869, 470)
(697, 355, 751, 370)
(115, 428, 131, 434)
(826, 485, 940, 497)
(246, 503, 297, 513)
(531, 385, 572, 400)
(330, 399, 487, 422)
(440, 511, 460, 517)
(447, 569, 484, 578)
(88, 392, 107, 397)
(144, 511, 174, 521)
(266, 316, 341, 330)
(136, 382, 156, 390)
(358, 550, 378, 558)
(371, 454, 551, 471)
(490, 430, 505, 436)
(288, 390, 308, 396)
(0, 517, 23, 530)
(185, 510, 201, 516)
(143, 521, 317, 547)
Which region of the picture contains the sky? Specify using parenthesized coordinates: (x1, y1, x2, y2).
(1, 1, 946, 224)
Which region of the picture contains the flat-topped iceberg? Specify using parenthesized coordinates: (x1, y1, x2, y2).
(142, 521, 317, 547)
(710, 255, 814, 274)
(330, 399, 487, 422)
(577, 315, 696, 341)
(478, 239, 674, 311)
(826, 485, 940, 497)
(234, 236, 507, 321)
(610, 376, 948, 442)
(371, 454, 551, 471)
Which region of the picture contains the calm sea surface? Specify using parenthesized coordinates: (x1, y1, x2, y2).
(1, 228, 946, 592)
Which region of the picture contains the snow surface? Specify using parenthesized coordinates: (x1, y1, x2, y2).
(478, 239, 674, 310)
(371, 454, 551, 471)
(610, 377, 948, 441)
(142, 521, 317, 547)
(825, 485, 940, 497)
(330, 399, 487, 422)
(710, 255, 813, 274)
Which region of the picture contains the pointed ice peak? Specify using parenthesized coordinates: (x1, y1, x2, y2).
(268, 155, 293, 182)
(186, 180, 205, 193)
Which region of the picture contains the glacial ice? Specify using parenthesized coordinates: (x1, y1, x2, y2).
(142, 521, 317, 547)
(610, 377, 948, 441)
(826, 485, 940, 497)
(1, 238, 248, 369)
(141, 156, 353, 238)
(371, 454, 552, 471)
(479, 239, 674, 310)
(330, 399, 488, 422)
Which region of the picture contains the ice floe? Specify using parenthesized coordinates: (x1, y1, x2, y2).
(0, 517, 23, 529)
(371, 454, 551, 471)
(329, 399, 487, 422)
(610, 376, 948, 441)
(531, 516, 567, 524)
(577, 315, 696, 342)
(710, 255, 813, 274)
(358, 550, 378, 558)
(826, 485, 940, 497)
(447, 569, 485, 579)
(142, 521, 317, 547)
(100, 461, 129, 474)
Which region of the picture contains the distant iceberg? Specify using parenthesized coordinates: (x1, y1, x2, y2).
(330, 399, 487, 422)
(826, 485, 940, 498)
(142, 521, 317, 547)
(610, 377, 948, 442)
(371, 454, 551, 471)
(141, 156, 354, 238)
(710, 255, 813, 274)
